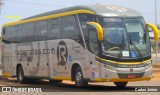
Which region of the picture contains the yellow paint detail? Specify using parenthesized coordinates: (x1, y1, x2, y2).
(110, 77, 151, 82)
(6, 16, 22, 19)
(3, 10, 94, 27)
(87, 22, 104, 41)
(108, 47, 120, 51)
(147, 23, 159, 41)
(96, 56, 152, 65)
(94, 78, 108, 82)
(53, 76, 71, 80)
(2, 72, 11, 77)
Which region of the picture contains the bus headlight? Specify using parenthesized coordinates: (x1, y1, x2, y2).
(144, 60, 152, 65)
(144, 60, 152, 69)
(145, 64, 152, 69)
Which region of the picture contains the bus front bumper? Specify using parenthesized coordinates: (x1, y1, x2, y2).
(93, 76, 152, 82)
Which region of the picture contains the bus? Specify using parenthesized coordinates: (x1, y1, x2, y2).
(1, 4, 159, 87)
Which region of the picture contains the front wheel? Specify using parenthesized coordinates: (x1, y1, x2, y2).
(74, 67, 88, 87)
(114, 82, 128, 88)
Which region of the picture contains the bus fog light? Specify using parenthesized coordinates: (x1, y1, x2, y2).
(104, 65, 116, 70)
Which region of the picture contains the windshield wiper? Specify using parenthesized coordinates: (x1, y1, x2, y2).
(118, 34, 126, 61)
(128, 34, 144, 60)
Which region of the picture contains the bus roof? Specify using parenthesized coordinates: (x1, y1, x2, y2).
(24, 4, 142, 19)
(3, 4, 142, 27)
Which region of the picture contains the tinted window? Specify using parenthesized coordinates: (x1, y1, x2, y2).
(78, 14, 95, 39)
(48, 19, 61, 39)
(23, 22, 35, 42)
(35, 20, 48, 41)
(62, 15, 78, 39)
(2, 27, 12, 43)
(12, 25, 22, 43)
(2, 28, 5, 35)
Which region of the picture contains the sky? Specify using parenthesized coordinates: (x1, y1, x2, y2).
(0, 0, 160, 32)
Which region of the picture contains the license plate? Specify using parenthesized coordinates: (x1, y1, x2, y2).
(128, 74, 136, 78)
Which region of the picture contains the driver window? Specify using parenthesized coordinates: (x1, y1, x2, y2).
(88, 29, 99, 55)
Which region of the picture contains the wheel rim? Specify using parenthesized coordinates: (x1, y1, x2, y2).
(76, 72, 82, 85)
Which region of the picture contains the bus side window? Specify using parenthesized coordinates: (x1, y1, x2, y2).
(3, 28, 5, 35)
(22, 22, 35, 42)
(62, 15, 79, 39)
(35, 20, 48, 41)
(48, 18, 61, 39)
(78, 14, 96, 48)
(3, 27, 12, 44)
(13, 25, 22, 43)
(78, 14, 96, 37)
(88, 27, 99, 55)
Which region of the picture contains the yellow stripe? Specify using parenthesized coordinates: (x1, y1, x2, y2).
(110, 77, 151, 82)
(53, 76, 71, 80)
(94, 78, 108, 82)
(3, 10, 94, 27)
(96, 56, 152, 65)
(93, 77, 151, 82)
(2, 72, 11, 77)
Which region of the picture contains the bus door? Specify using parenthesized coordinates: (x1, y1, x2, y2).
(87, 27, 101, 79)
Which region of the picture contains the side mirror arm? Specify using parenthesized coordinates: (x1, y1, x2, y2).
(146, 23, 159, 41)
(87, 22, 104, 41)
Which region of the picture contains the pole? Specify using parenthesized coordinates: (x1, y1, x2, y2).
(0, 0, 4, 14)
(155, 0, 158, 63)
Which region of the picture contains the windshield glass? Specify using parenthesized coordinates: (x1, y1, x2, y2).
(99, 17, 150, 58)
(124, 18, 150, 58)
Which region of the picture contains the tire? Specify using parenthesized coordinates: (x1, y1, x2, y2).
(17, 66, 26, 83)
(114, 82, 128, 88)
(74, 67, 88, 87)
(49, 80, 62, 86)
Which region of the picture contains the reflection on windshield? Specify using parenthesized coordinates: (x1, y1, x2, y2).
(125, 19, 146, 44)
(99, 17, 150, 58)
(124, 19, 150, 57)
(100, 18, 128, 57)
(105, 28, 125, 44)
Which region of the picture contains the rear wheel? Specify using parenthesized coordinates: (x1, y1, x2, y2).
(17, 66, 26, 83)
(114, 82, 128, 88)
(74, 67, 88, 87)
(49, 80, 62, 86)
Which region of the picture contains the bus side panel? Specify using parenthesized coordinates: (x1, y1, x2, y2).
(32, 41, 49, 78)
(48, 39, 87, 80)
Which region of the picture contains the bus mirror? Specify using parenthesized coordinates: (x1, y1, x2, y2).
(87, 22, 104, 41)
(146, 23, 159, 41)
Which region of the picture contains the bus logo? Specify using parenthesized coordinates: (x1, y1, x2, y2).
(57, 41, 68, 66)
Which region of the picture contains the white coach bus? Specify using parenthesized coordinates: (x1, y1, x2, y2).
(1, 5, 159, 87)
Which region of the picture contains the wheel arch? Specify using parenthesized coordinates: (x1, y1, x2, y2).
(71, 62, 83, 81)
(16, 64, 22, 76)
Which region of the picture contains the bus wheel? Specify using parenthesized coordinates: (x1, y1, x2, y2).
(17, 66, 26, 83)
(74, 67, 88, 87)
(114, 82, 128, 88)
(49, 80, 62, 86)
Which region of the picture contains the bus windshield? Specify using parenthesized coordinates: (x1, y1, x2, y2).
(99, 17, 150, 58)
